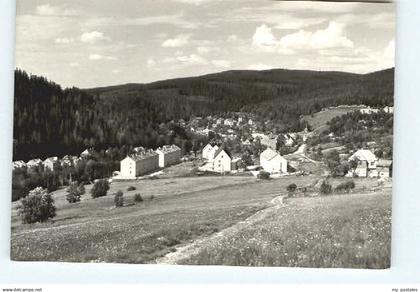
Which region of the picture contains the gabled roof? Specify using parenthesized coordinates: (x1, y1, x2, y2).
(349, 149, 377, 162)
(203, 143, 213, 150)
(260, 148, 280, 161)
(213, 148, 231, 159)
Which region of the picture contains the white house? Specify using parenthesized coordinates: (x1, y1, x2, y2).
(61, 155, 80, 167)
(26, 158, 42, 168)
(155, 145, 181, 168)
(81, 149, 92, 158)
(383, 106, 394, 114)
(120, 150, 159, 178)
(360, 107, 380, 115)
(12, 160, 26, 170)
(260, 148, 288, 174)
(202, 144, 214, 160)
(348, 149, 378, 177)
(224, 118, 235, 126)
(212, 148, 232, 173)
(42, 157, 58, 171)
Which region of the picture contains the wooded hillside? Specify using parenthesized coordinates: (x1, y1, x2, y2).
(13, 68, 394, 160)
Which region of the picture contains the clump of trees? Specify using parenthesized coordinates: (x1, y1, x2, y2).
(126, 186, 136, 191)
(91, 179, 110, 198)
(320, 180, 332, 195)
(114, 190, 124, 207)
(323, 150, 349, 177)
(335, 180, 356, 193)
(66, 182, 85, 203)
(18, 187, 56, 224)
(134, 193, 143, 203)
(286, 183, 297, 197)
(257, 170, 270, 180)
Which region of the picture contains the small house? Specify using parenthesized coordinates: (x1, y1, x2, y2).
(12, 160, 26, 170)
(202, 144, 214, 160)
(81, 148, 92, 158)
(42, 157, 58, 171)
(260, 148, 288, 174)
(348, 149, 378, 177)
(224, 119, 235, 126)
(26, 158, 42, 169)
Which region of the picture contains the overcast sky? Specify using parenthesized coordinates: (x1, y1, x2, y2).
(15, 0, 395, 88)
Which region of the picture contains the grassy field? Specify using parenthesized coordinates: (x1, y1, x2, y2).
(178, 188, 391, 268)
(11, 175, 391, 268)
(302, 106, 363, 134)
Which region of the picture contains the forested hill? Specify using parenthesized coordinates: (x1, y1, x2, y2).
(14, 68, 394, 161)
(87, 67, 394, 129)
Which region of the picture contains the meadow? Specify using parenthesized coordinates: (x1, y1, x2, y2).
(11, 175, 391, 268)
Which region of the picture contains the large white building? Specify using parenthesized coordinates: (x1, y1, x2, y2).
(120, 150, 159, 178)
(212, 148, 232, 173)
(260, 148, 288, 174)
(155, 145, 181, 168)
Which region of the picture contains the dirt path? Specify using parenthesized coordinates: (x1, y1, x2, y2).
(153, 194, 286, 265)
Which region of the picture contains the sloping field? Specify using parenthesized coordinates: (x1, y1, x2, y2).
(177, 188, 391, 269)
(11, 175, 390, 268)
(11, 176, 314, 263)
(303, 106, 363, 134)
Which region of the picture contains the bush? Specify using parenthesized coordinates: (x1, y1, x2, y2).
(335, 180, 356, 193)
(91, 179, 110, 198)
(18, 187, 56, 224)
(257, 170, 270, 180)
(134, 193, 143, 203)
(286, 183, 297, 193)
(320, 180, 332, 195)
(66, 182, 85, 203)
(114, 190, 124, 207)
(126, 186, 136, 191)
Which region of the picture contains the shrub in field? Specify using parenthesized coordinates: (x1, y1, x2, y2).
(18, 187, 56, 224)
(126, 186, 136, 191)
(91, 179, 110, 198)
(335, 180, 356, 193)
(134, 193, 143, 203)
(320, 180, 332, 195)
(286, 183, 297, 193)
(66, 182, 85, 203)
(114, 190, 124, 207)
(257, 171, 270, 180)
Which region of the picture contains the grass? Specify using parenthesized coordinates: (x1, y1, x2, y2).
(303, 106, 363, 134)
(10, 175, 391, 268)
(179, 189, 391, 268)
(11, 176, 314, 263)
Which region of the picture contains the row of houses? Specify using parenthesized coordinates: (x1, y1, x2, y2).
(201, 143, 288, 174)
(119, 145, 181, 179)
(13, 153, 83, 171)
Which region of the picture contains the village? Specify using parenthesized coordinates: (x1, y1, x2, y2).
(12, 105, 394, 185)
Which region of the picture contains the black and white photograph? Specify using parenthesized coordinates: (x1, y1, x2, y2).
(11, 0, 395, 268)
